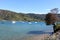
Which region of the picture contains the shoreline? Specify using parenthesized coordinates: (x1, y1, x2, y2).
(21, 30, 60, 40)
(20, 34, 50, 40)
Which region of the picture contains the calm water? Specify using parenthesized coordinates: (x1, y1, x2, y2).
(0, 21, 53, 40)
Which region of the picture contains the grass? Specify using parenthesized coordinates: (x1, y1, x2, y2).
(56, 24, 60, 30)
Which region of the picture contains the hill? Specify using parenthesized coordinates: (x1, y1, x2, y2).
(0, 9, 60, 21)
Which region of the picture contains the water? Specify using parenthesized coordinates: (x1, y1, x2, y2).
(0, 21, 54, 40)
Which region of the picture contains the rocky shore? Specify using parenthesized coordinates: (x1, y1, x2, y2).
(45, 30, 60, 40)
(20, 30, 60, 40)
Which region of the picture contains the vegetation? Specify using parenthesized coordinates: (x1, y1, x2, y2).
(0, 9, 42, 21)
(56, 24, 60, 29)
(45, 8, 60, 33)
(0, 9, 59, 22)
(45, 13, 58, 25)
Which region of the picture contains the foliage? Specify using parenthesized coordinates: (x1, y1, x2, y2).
(45, 13, 58, 25)
(0, 9, 59, 22)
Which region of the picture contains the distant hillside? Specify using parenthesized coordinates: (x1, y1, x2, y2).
(0, 9, 60, 21)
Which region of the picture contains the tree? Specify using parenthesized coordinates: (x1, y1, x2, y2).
(50, 8, 59, 14)
(45, 13, 58, 25)
(45, 8, 59, 34)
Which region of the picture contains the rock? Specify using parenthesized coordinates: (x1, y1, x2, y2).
(45, 30, 60, 40)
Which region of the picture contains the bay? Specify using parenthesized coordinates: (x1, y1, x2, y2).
(0, 21, 53, 40)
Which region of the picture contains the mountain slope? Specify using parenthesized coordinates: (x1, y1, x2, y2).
(0, 9, 60, 21)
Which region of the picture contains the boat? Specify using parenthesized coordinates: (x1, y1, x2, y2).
(35, 22, 37, 23)
(29, 22, 32, 24)
(12, 21, 16, 23)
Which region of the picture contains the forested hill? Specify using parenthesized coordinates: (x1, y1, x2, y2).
(0, 9, 60, 21)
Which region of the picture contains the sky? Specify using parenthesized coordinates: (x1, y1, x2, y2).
(0, 0, 60, 14)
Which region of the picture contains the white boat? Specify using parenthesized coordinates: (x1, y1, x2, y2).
(12, 21, 16, 24)
(29, 22, 32, 24)
(35, 22, 37, 23)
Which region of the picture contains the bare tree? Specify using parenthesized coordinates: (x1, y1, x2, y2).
(50, 8, 59, 14)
